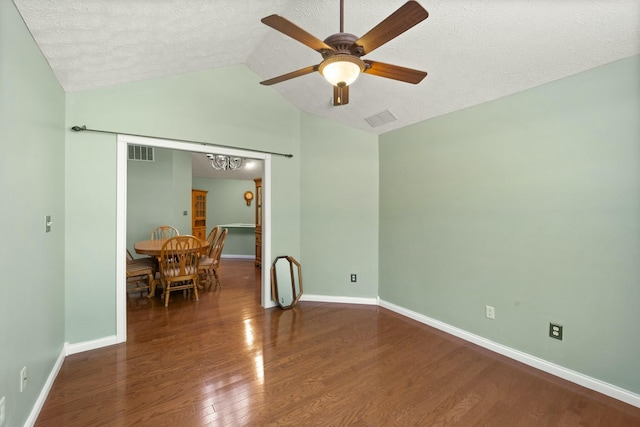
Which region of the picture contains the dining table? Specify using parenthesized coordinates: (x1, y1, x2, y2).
(134, 238, 210, 296)
(134, 238, 209, 257)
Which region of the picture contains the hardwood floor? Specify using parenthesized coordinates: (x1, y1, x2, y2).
(36, 259, 640, 426)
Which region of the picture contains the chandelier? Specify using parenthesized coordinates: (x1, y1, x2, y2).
(206, 153, 244, 171)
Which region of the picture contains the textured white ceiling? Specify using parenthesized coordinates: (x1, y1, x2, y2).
(14, 0, 640, 134)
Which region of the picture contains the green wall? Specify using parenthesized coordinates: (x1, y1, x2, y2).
(192, 176, 257, 256)
(127, 147, 192, 255)
(0, 2, 66, 426)
(300, 113, 379, 298)
(379, 56, 640, 393)
(64, 64, 302, 343)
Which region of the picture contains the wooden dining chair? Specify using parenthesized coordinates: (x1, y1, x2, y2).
(199, 228, 228, 290)
(197, 226, 219, 290)
(205, 226, 220, 250)
(126, 256, 155, 297)
(126, 249, 158, 296)
(159, 235, 201, 307)
(150, 225, 179, 240)
(127, 249, 157, 267)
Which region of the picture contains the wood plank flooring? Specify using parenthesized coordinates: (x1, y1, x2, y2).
(36, 259, 640, 426)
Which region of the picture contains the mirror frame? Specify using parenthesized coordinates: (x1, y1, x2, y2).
(270, 255, 303, 309)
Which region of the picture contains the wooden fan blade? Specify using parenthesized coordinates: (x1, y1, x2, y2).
(262, 15, 336, 54)
(350, 1, 428, 56)
(260, 65, 320, 86)
(363, 60, 427, 84)
(333, 85, 349, 106)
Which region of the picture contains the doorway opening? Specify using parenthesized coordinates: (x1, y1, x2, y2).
(116, 134, 274, 343)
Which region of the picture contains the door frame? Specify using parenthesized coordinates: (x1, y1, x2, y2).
(116, 134, 274, 343)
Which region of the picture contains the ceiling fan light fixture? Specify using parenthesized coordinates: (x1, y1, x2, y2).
(319, 54, 365, 87)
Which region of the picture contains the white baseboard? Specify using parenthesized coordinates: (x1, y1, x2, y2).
(66, 335, 118, 355)
(221, 254, 255, 260)
(300, 294, 378, 306)
(24, 344, 67, 427)
(378, 298, 640, 409)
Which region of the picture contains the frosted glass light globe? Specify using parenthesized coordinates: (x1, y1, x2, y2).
(319, 55, 365, 87)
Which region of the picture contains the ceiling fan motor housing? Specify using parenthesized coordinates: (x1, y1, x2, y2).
(322, 33, 363, 57)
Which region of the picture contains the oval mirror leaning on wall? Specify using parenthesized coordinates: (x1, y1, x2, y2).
(270, 255, 303, 309)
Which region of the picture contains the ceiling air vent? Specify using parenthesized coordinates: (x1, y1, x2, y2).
(128, 145, 154, 162)
(365, 109, 397, 128)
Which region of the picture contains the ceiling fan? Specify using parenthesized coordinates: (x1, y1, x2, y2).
(259, 0, 429, 106)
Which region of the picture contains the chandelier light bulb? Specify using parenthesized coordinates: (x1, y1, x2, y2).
(207, 153, 244, 171)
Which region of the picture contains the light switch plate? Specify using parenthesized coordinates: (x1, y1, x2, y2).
(45, 215, 52, 233)
(20, 367, 27, 392)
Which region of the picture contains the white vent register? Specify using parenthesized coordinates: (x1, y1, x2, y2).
(128, 145, 154, 161)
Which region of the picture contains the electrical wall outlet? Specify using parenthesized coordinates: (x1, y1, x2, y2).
(350, 274, 357, 283)
(485, 305, 495, 319)
(20, 367, 27, 392)
(0, 395, 6, 426)
(549, 323, 563, 340)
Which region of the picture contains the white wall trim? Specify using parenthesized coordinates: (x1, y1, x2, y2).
(115, 138, 128, 344)
(378, 298, 640, 409)
(66, 335, 118, 356)
(300, 294, 378, 306)
(261, 156, 274, 308)
(23, 344, 66, 427)
(221, 254, 255, 260)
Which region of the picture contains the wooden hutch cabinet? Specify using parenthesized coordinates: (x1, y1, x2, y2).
(254, 178, 262, 267)
(191, 189, 207, 241)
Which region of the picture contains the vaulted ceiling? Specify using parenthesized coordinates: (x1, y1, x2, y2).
(14, 0, 640, 134)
